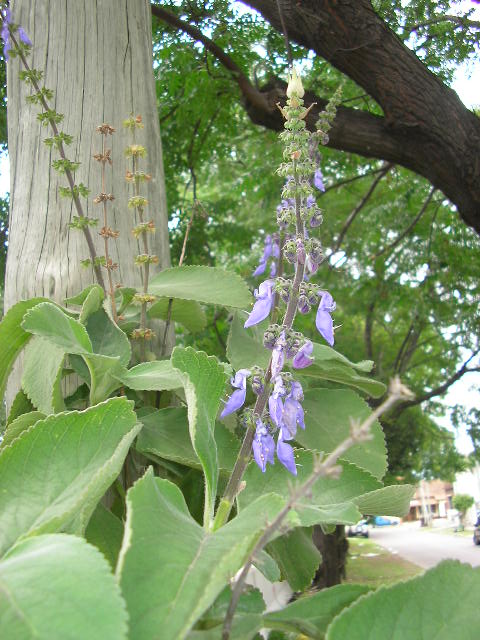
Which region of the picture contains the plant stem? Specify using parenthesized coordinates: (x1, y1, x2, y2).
(10, 30, 105, 291)
(213, 165, 305, 531)
(100, 133, 118, 322)
(160, 205, 195, 357)
(221, 384, 407, 640)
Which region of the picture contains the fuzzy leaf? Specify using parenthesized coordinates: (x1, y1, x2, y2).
(171, 347, 227, 527)
(267, 527, 321, 591)
(354, 484, 415, 517)
(21, 302, 92, 354)
(0, 534, 128, 640)
(85, 309, 131, 366)
(148, 266, 252, 308)
(116, 470, 293, 640)
(0, 397, 140, 556)
(326, 561, 480, 640)
(6, 391, 33, 426)
(226, 311, 271, 370)
(297, 389, 387, 479)
(0, 411, 45, 449)
(0, 298, 48, 399)
(21, 337, 65, 415)
(79, 285, 105, 323)
(115, 360, 182, 391)
(148, 298, 207, 333)
(85, 504, 124, 570)
(136, 407, 240, 474)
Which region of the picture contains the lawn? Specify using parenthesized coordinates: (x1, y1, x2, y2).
(345, 537, 422, 588)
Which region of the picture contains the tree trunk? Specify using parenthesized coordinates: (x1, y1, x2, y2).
(312, 525, 349, 589)
(5, 0, 172, 400)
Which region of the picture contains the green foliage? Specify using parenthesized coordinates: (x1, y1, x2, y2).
(0, 534, 128, 640)
(452, 493, 474, 515)
(148, 297, 207, 333)
(326, 560, 480, 639)
(267, 527, 321, 591)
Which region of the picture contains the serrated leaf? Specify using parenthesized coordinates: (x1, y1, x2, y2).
(79, 284, 105, 323)
(297, 389, 387, 480)
(267, 527, 321, 591)
(226, 311, 271, 370)
(115, 360, 182, 391)
(117, 469, 292, 640)
(21, 302, 92, 354)
(264, 583, 370, 638)
(1, 411, 45, 449)
(82, 354, 125, 405)
(171, 347, 227, 528)
(238, 451, 381, 527)
(0, 397, 140, 556)
(6, 391, 33, 426)
(85, 504, 124, 569)
(85, 309, 131, 365)
(0, 534, 128, 640)
(0, 298, 48, 399)
(136, 407, 240, 474)
(64, 284, 100, 306)
(300, 359, 386, 398)
(21, 337, 65, 414)
(354, 484, 415, 517)
(326, 561, 480, 640)
(148, 297, 207, 333)
(148, 266, 252, 308)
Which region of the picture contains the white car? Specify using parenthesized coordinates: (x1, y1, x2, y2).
(347, 520, 369, 538)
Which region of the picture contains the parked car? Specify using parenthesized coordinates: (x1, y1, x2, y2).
(474, 526, 480, 546)
(373, 516, 400, 527)
(347, 520, 369, 538)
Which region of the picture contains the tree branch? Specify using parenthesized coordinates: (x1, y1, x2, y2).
(332, 162, 392, 253)
(405, 14, 480, 34)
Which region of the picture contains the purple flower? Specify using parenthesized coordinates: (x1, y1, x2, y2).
(306, 194, 315, 208)
(282, 381, 305, 439)
(220, 368, 250, 417)
(271, 332, 286, 378)
(314, 168, 325, 192)
(1, 8, 11, 60)
(244, 279, 275, 328)
(268, 375, 285, 427)
(316, 292, 336, 346)
(293, 340, 314, 369)
(17, 27, 31, 46)
(252, 419, 275, 472)
(277, 430, 297, 475)
(252, 235, 273, 276)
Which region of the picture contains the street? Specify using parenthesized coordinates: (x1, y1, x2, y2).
(370, 522, 480, 569)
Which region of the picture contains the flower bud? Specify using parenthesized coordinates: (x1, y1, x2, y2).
(286, 66, 305, 99)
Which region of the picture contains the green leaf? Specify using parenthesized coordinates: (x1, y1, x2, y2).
(0, 411, 45, 449)
(115, 360, 182, 391)
(117, 469, 292, 640)
(116, 287, 137, 315)
(312, 343, 374, 373)
(136, 407, 240, 474)
(79, 284, 105, 323)
(148, 266, 252, 308)
(264, 583, 370, 638)
(300, 358, 386, 398)
(82, 354, 125, 405)
(297, 389, 387, 480)
(85, 504, 124, 569)
(64, 284, 100, 306)
(171, 347, 227, 528)
(267, 527, 321, 591)
(85, 309, 131, 365)
(0, 534, 128, 640)
(148, 297, 207, 333)
(238, 451, 381, 527)
(6, 391, 33, 426)
(193, 587, 264, 640)
(21, 337, 65, 414)
(0, 397, 140, 556)
(226, 311, 271, 370)
(354, 484, 415, 517)
(326, 560, 480, 640)
(253, 549, 281, 582)
(0, 298, 48, 400)
(21, 302, 93, 354)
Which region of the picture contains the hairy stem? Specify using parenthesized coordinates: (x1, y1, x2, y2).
(9, 29, 105, 291)
(100, 133, 118, 322)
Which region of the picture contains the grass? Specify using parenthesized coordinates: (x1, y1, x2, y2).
(345, 537, 422, 588)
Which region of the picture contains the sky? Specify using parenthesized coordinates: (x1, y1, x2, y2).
(0, 7, 479, 454)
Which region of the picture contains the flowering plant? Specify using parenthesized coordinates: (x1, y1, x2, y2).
(0, 10, 471, 640)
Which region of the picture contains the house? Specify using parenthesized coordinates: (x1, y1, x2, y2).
(407, 479, 454, 521)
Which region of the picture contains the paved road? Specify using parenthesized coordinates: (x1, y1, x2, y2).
(369, 523, 480, 569)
